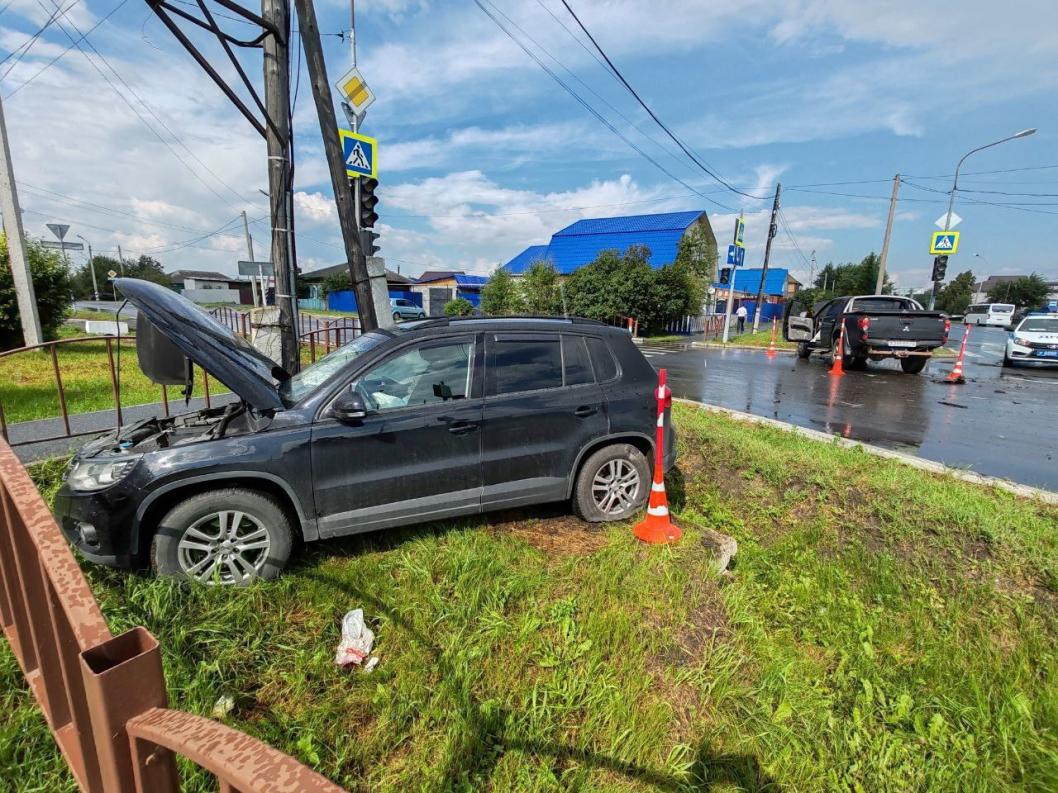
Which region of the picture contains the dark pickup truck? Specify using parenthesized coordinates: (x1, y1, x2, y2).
(783, 295, 950, 373)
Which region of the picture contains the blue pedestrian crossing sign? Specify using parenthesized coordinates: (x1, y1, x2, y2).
(726, 244, 745, 267)
(339, 129, 377, 179)
(929, 230, 959, 255)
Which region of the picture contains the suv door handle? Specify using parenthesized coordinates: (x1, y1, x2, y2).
(446, 420, 477, 435)
(574, 405, 598, 418)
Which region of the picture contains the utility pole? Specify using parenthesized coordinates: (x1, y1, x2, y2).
(293, 0, 378, 331)
(876, 173, 900, 295)
(77, 235, 99, 301)
(261, 0, 300, 373)
(809, 249, 816, 286)
(241, 210, 260, 307)
(753, 182, 781, 333)
(0, 94, 42, 346)
(116, 244, 125, 275)
(721, 212, 742, 343)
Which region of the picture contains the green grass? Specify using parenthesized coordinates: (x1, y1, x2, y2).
(6, 403, 1058, 791)
(714, 329, 796, 350)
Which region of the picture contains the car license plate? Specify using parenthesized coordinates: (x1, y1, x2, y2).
(887, 340, 916, 348)
(1034, 350, 1058, 358)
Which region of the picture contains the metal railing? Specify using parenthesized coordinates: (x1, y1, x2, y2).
(0, 438, 346, 792)
(663, 314, 727, 336)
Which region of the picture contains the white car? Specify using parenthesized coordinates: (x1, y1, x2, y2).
(1004, 314, 1058, 367)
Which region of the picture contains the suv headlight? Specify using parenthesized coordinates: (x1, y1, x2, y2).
(1012, 336, 1033, 347)
(67, 456, 141, 492)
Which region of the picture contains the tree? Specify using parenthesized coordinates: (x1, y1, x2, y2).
(519, 259, 563, 315)
(72, 255, 120, 299)
(443, 297, 474, 317)
(0, 234, 73, 349)
(480, 266, 525, 315)
(674, 223, 716, 281)
(813, 254, 892, 295)
(988, 273, 1050, 311)
(935, 270, 976, 315)
(321, 270, 352, 296)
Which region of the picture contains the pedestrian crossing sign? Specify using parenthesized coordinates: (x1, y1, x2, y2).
(339, 129, 377, 179)
(929, 230, 959, 254)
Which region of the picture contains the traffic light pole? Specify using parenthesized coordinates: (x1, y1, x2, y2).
(293, 0, 378, 331)
(721, 213, 742, 343)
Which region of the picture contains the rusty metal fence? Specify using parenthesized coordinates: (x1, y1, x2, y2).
(0, 309, 362, 450)
(0, 438, 346, 792)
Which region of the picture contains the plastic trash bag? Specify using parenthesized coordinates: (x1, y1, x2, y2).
(335, 609, 375, 667)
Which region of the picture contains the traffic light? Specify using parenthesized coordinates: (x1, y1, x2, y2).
(931, 255, 948, 282)
(356, 176, 379, 229)
(360, 229, 380, 257)
(719, 267, 731, 285)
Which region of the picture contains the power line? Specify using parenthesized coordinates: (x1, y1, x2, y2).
(555, 0, 766, 201)
(40, 0, 263, 213)
(776, 207, 811, 270)
(4, 0, 128, 99)
(0, 0, 80, 79)
(473, 0, 734, 211)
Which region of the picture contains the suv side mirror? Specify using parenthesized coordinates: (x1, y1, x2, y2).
(332, 390, 369, 421)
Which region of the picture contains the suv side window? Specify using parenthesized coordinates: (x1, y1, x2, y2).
(353, 337, 474, 411)
(585, 336, 617, 382)
(562, 335, 594, 386)
(492, 335, 563, 395)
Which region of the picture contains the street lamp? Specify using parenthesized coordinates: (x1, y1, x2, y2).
(75, 234, 99, 301)
(930, 128, 1036, 308)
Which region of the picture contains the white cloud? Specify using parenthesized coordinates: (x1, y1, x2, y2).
(294, 191, 336, 222)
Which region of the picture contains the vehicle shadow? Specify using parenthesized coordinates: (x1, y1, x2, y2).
(303, 569, 779, 791)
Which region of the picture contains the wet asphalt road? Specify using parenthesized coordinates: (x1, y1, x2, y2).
(641, 325, 1058, 492)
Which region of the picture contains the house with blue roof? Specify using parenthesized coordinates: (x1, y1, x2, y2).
(502, 210, 716, 276)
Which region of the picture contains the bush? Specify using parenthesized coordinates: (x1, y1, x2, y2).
(0, 234, 72, 349)
(444, 297, 474, 317)
(520, 259, 563, 314)
(321, 271, 352, 296)
(480, 267, 525, 315)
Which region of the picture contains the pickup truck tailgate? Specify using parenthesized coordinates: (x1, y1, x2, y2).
(862, 311, 947, 347)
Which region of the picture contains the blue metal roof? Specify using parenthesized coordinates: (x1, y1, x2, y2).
(503, 211, 706, 275)
(714, 268, 790, 296)
(453, 274, 488, 287)
(503, 245, 550, 274)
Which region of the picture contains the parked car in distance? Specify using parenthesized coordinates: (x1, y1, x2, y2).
(390, 297, 426, 321)
(784, 295, 950, 374)
(965, 302, 1015, 327)
(54, 279, 674, 585)
(1004, 314, 1058, 367)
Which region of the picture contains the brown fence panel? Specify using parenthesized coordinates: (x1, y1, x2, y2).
(0, 439, 350, 792)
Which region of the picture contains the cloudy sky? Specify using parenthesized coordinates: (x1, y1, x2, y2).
(1, 0, 1055, 288)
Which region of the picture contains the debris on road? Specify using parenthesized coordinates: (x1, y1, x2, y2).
(335, 609, 376, 668)
(938, 401, 969, 409)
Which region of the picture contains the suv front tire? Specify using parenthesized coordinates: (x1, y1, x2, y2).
(573, 444, 650, 523)
(151, 488, 293, 585)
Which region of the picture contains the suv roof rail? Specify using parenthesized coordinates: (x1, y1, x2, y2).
(404, 315, 608, 330)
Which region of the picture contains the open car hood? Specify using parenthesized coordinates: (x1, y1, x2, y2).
(115, 278, 286, 412)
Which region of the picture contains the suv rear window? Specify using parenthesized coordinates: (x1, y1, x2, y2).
(586, 336, 617, 381)
(493, 337, 563, 394)
(562, 335, 594, 386)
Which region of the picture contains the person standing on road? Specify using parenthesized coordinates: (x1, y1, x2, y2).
(736, 304, 748, 335)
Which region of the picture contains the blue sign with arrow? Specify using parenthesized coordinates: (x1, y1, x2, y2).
(726, 244, 745, 267)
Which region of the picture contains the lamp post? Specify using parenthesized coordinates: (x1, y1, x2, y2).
(931, 129, 1036, 308)
(75, 234, 99, 301)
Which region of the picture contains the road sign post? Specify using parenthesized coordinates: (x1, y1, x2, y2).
(722, 215, 745, 343)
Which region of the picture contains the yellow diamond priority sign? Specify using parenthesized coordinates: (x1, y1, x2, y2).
(334, 66, 374, 114)
(929, 230, 959, 255)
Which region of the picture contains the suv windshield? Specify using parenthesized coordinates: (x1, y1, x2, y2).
(1018, 317, 1058, 333)
(279, 331, 390, 405)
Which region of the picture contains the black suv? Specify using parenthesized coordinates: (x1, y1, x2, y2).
(55, 279, 675, 584)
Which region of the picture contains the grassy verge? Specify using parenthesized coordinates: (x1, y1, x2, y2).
(6, 403, 1058, 791)
(713, 329, 796, 349)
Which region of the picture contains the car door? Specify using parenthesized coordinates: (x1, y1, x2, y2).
(480, 332, 608, 510)
(816, 299, 844, 345)
(784, 304, 815, 342)
(310, 333, 484, 537)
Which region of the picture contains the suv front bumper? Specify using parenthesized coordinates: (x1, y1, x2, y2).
(53, 483, 141, 569)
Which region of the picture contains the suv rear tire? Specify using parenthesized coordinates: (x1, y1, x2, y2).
(151, 488, 293, 585)
(573, 444, 650, 523)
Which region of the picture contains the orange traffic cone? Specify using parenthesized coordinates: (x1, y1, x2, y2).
(634, 369, 682, 545)
(828, 317, 847, 377)
(945, 323, 971, 384)
(767, 317, 778, 357)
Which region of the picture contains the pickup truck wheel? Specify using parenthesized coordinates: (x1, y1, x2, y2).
(152, 489, 293, 585)
(796, 342, 811, 359)
(850, 356, 869, 370)
(832, 333, 854, 368)
(899, 357, 928, 374)
(573, 444, 650, 523)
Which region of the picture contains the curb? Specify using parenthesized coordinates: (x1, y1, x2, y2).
(674, 397, 1058, 506)
(690, 342, 796, 354)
